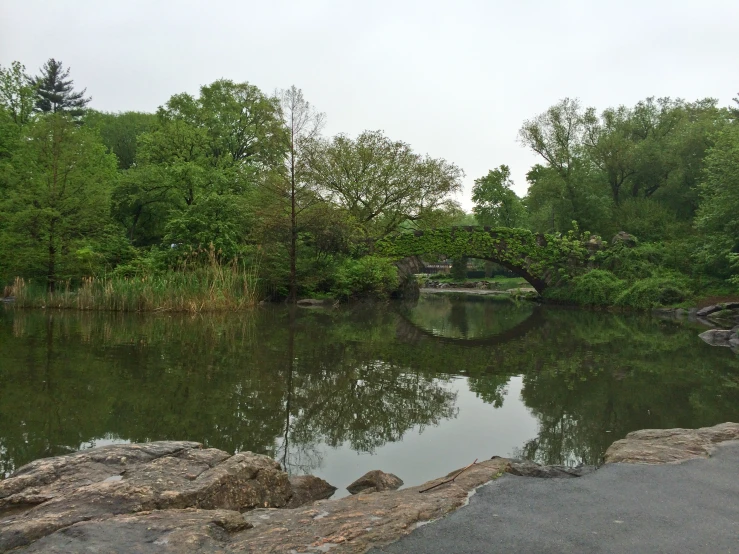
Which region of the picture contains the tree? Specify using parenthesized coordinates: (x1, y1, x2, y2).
(113, 80, 286, 248)
(304, 130, 463, 239)
(277, 86, 325, 303)
(32, 59, 90, 115)
(85, 110, 157, 169)
(695, 124, 739, 279)
(472, 165, 527, 227)
(518, 98, 584, 182)
(0, 115, 117, 290)
(0, 61, 35, 125)
(518, 99, 610, 231)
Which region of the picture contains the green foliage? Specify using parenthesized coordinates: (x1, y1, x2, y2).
(331, 256, 398, 300)
(32, 58, 90, 115)
(0, 114, 118, 288)
(472, 165, 527, 228)
(85, 110, 157, 169)
(544, 270, 626, 306)
(695, 124, 739, 281)
(377, 226, 591, 291)
(614, 272, 693, 309)
(303, 130, 463, 239)
(162, 194, 252, 262)
(450, 257, 468, 280)
(0, 61, 35, 125)
(13, 251, 260, 312)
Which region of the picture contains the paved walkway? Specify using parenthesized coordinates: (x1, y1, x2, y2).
(371, 442, 739, 554)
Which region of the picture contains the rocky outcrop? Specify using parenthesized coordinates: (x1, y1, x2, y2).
(3, 448, 510, 554)
(604, 422, 739, 464)
(0, 442, 292, 551)
(346, 470, 403, 495)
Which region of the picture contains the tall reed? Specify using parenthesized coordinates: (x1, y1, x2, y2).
(12, 245, 261, 312)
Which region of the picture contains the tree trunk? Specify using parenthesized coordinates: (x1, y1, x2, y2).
(47, 220, 56, 293)
(288, 130, 298, 304)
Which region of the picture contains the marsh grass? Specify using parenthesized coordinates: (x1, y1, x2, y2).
(12, 246, 261, 312)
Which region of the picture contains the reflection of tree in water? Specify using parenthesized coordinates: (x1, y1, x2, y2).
(0, 308, 459, 476)
(448, 302, 469, 337)
(3, 305, 739, 478)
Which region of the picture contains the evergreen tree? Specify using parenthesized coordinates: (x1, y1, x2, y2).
(33, 58, 90, 115)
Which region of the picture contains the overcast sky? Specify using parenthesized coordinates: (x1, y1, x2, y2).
(2, 0, 737, 209)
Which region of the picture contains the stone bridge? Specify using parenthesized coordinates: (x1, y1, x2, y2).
(377, 226, 591, 293)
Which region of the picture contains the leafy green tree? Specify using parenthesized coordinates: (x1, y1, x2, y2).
(304, 130, 463, 239)
(695, 123, 739, 280)
(114, 80, 286, 249)
(32, 59, 90, 115)
(518, 99, 611, 232)
(0, 61, 35, 125)
(0, 114, 117, 289)
(472, 165, 527, 227)
(85, 111, 157, 169)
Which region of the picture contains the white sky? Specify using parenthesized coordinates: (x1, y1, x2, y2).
(2, 0, 737, 209)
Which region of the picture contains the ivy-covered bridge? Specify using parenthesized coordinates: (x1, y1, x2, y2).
(376, 226, 593, 293)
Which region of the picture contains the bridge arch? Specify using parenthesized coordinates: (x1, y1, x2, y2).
(377, 226, 590, 293)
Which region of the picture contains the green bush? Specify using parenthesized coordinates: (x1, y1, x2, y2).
(544, 270, 625, 306)
(614, 272, 693, 309)
(331, 256, 398, 300)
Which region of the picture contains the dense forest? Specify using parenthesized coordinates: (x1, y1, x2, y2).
(1, 58, 737, 308)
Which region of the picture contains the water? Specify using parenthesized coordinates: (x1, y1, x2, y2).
(1, 294, 738, 497)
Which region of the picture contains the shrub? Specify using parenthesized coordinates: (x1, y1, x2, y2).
(544, 270, 625, 306)
(331, 256, 398, 300)
(614, 272, 693, 309)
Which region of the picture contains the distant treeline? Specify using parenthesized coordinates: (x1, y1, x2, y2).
(1, 59, 737, 307)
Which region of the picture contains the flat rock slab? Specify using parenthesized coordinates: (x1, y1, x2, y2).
(0, 442, 291, 551)
(371, 441, 739, 554)
(604, 422, 739, 464)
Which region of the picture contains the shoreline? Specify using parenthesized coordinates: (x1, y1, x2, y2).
(2, 423, 737, 553)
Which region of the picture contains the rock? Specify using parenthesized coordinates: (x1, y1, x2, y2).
(16, 509, 251, 554)
(296, 298, 331, 306)
(10, 457, 510, 554)
(729, 337, 739, 349)
(604, 422, 739, 465)
(286, 475, 337, 508)
(612, 231, 637, 247)
(696, 304, 721, 317)
(506, 460, 596, 478)
(346, 470, 403, 495)
(0, 441, 291, 551)
(699, 329, 735, 347)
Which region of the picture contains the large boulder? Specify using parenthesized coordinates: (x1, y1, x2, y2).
(604, 422, 739, 465)
(286, 475, 337, 508)
(698, 329, 736, 347)
(346, 470, 403, 495)
(0, 442, 292, 551)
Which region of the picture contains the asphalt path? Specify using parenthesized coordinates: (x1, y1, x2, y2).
(370, 441, 739, 554)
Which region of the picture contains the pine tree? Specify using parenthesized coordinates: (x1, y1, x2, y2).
(33, 58, 90, 115)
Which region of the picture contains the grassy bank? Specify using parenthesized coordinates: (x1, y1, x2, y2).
(10, 261, 260, 313)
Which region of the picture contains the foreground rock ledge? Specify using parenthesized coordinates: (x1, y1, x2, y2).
(604, 422, 739, 464)
(0, 442, 508, 553)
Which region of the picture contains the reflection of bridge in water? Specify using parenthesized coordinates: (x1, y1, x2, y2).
(394, 306, 545, 348)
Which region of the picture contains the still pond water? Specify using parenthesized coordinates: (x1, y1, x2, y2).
(2, 294, 739, 497)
